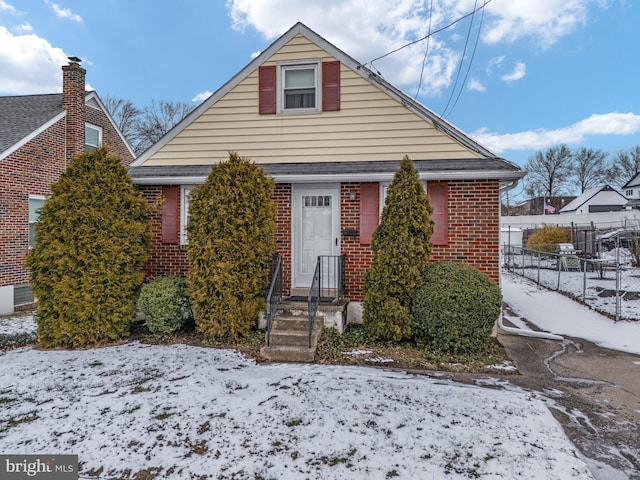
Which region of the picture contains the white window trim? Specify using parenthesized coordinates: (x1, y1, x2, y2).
(180, 185, 195, 245)
(379, 181, 427, 218)
(28, 195, 46, 249)
(85, 123, 103, 151)
(277, 59, 321, 115)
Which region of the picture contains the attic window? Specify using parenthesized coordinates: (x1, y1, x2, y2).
(282, 64, 318, 111)
(85, 124, 102, 152)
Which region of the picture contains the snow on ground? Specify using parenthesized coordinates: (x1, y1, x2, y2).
(0, 315, 36, 336)
(0, 342, 593, 479)
(502, 270, 640, 355)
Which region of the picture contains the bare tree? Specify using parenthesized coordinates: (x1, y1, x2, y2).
(523, 144, 573, 198)
(102, 94, 141, 147)
(134, 100, 193, 154)
(606, 146, 640, 189)
(572, 147, 608, 193)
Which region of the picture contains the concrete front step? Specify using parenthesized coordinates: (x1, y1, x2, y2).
(260, 345, 316, 363)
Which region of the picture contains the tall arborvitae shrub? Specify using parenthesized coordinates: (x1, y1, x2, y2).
(363, 156, 434, 341)
(26, 148, 150, 347)
(187, 152, 276, 341)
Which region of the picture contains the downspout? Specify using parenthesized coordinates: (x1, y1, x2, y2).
(496, 311, 563, 341)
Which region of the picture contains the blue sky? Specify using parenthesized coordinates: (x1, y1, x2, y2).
(1, 0, 639, 197)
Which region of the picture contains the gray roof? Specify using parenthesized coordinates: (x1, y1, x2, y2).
(0, 94, 64, 154)
(130, 158, 524, 185)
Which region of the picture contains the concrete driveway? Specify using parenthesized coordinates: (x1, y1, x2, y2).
(493, 308, 640, 480)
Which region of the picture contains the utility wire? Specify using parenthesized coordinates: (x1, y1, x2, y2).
(367, 0, 493, 70)
(413, 0, 435, 102)
(441, 0, 479, 118)
(443, 2, 486, 118)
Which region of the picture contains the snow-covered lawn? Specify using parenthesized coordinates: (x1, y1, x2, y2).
(0, 341, 592, 479)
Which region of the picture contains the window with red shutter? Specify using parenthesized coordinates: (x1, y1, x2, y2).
(322, 60, 340, 111)
(428, 182, 448, 246)
(360, 183, 379, 245)
(258, 65, 276, 115)
(162, 186, 180, 244)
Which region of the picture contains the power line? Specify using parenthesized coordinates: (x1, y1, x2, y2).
(441, 0, 486, 119)
(413, 0, 435, 102)
(367, 0, 493, 69)
(441, 0, 479, 118)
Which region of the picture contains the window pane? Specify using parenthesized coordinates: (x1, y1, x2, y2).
(285, 90, 315, 109)
(85, 125, 100, 146)
(285, 69, 314, 88)
(29, 198, 45, 222)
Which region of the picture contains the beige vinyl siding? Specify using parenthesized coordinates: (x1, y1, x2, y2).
(143, 35, 481, 167)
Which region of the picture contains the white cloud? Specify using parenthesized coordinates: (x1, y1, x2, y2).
(16, 22, 32, 32)
(471, 113, 640, 153)
(46, 0, 83, 22)
(467, 77, 485, 92)
(226, 0, 610, 96)
(501, 61, 526, 82)
(0, 26, 68, 94)
(0, 0, 16, 13)
(482, 0, 591, 48)
(192, 90, 212, 103)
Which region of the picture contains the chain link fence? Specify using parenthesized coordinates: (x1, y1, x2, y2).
(503, 236, 640, 321)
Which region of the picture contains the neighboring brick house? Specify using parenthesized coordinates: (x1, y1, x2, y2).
(129, 23, 524, 321)
(0, 58, 135, 314)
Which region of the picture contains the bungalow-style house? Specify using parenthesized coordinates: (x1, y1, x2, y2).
(129, 23, 523, 329)
(0, 58, 135, 314)
(622, 173, 640, 209)
(559, 185, 628, 214)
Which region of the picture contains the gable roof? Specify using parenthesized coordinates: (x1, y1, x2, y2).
(129, 22, 522, 187)
(0, 94, 66, 158)
(559, 185, 627, 213)
(0, 91, 135, 161)
(623, 172, 640, 189)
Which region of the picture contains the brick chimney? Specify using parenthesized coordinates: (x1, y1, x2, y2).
(62, 57, 86, 162)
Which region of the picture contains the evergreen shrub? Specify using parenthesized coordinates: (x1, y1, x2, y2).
(363, 156, 433, 342)
(26, 148, 150, 347)
(137, 277, 191, 335)
(187, 152, 276, 341)
(412, 262, 502, 355)
(526, 224, 570, 252)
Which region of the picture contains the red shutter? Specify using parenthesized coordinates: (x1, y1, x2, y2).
(360, 183, 379, 245)
(322, 61, 340, 112)
(428, 182, 449, 246)
(162, 186, 180, 244)
(258, 65, 276, 115)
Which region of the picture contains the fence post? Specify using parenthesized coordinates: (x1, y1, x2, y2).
(583, 260, 587, 303)
(537, 252, 541, 284)
(615, 239, 621, 322)
(522, 248, 525, 276)
(557, 253, 561, 291)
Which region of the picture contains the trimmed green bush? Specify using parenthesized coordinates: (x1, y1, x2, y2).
(526, 224, 570, 252)
(26, 148, 150, 348)
(363, 156, 433, 342)
(412, 262, 501, 355)
(137, 277, 191, 335)
(187, 152, 276, 341)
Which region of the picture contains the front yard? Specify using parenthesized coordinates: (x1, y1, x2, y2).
(0, 316, 593, 479)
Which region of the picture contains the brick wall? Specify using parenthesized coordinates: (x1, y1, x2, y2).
(137, 179, 501, 301)
(86, 106, 134, 165)
(429, 180, 500, 283)
(0, 118, 67, 289)
(138, 185, 190, 279)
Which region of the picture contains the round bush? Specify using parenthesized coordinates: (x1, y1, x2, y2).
(137, 277, 191, 335)
(526, 224, 570, 253)
(412, 262, 502, 355)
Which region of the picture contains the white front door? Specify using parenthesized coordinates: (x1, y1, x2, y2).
(292, 184, 340, 289)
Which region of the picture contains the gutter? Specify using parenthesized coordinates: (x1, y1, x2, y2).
(496, 311, 563, 341)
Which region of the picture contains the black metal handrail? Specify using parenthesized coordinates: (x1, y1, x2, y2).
(307, 255, 345, 348)
(265, 253, 282, 347)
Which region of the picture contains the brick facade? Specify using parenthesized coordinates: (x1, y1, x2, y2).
(0, 60, 135, 313)
(139, 179, 500, 303)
